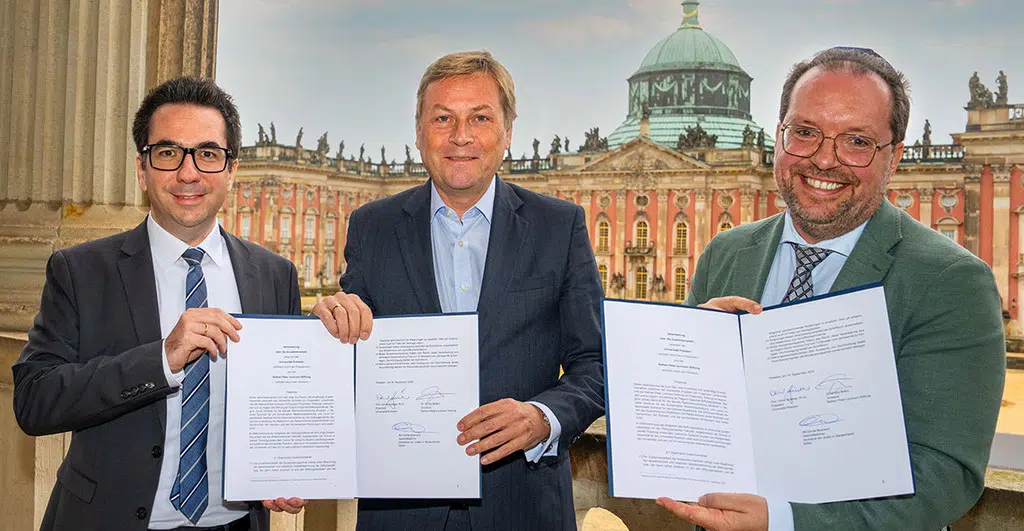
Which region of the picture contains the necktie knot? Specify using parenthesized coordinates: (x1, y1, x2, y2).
(782, 242, 834, 303)
(182, 247, 205, 265)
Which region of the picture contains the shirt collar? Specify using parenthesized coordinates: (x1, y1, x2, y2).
(780, 211, 866, 257)
(430, 176, 497, 223)
(147, 214, 228, 269)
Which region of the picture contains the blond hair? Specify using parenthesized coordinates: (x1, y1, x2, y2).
(416, 50, 517, 129)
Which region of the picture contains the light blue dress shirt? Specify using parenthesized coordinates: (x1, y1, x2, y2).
(429, 177, 560, 461)
(760, 212, 867, 531)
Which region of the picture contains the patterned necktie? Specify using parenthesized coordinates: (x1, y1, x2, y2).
(170, 247, 210, 523)
(781, 242, 833, 303)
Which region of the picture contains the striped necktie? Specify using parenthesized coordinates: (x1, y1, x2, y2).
(781, 242, 833, 303)
(170, 247, 210, 523)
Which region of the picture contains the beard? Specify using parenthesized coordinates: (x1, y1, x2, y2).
(777, 160, 887, 242)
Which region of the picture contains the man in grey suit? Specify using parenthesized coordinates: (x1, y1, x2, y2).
(313, 50, 605, 530)
(658, 47, 1005, 530)
(14, 77, 305, 531)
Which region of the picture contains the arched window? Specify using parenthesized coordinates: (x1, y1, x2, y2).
(303, 254, 314, 286)
(635, 266, 648, 299)
(597, 220, 610, 252)
(598, 264, 608, 292)
(719, 221, 733, 232)
(635, 220, 649, 248)
(674, 267, 687, 303)
(674, 222, 688, 254)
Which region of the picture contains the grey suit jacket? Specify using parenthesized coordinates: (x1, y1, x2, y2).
(12, 221, 301, 531)
(342, 178, 605, 531)
(686, 201, 1005, 530)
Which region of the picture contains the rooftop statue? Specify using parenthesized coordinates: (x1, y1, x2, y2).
(641, 100, 651, 120)
(550, 135, 562, 155)
(317, 132, 330, 154)
(741, 125, 756, 148)
(338, 140, 345, 159)
(676, 123, 717, 149)
(532, 138, 540, 159)
(579, 127, 609, 152)
(405, 145, 413, 164)
(996, 71, 1009, 105)
(756, 128, 765, 150)
(295, 127, 304, 149)
(359, 143, 365, 162)
(968, 71, 994, 109)
(922, 119, 932, 146)
(257, 123, 267, 146)
(270, 122, 277, 144)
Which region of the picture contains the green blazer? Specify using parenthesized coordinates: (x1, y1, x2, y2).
(685, 201, 1006, 530)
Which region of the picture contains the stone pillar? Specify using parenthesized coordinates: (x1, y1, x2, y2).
(918, 187, 934, 228)
(693, 188, 711, 258)
(656, 190, 668, 284)
(0, 2, 221, 529)
(965, 174, 982, 257)
(739, 187, 755, 224)
(994, 172, 1012, 305)
(0, 0, 219, 333)
(615, 191, 626, 278)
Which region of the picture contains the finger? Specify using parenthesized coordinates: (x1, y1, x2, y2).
(656, 498, 706, 523)
(312, 298, 342, 338)
(338, 294, 362, 344)
(205, 323, 228, 355)
(356, 296, 373, 340)
(480, 433, 531, 465)
(468, 421, 519, 456)
(262, 500, 279, 512)
(700, 492, 765, 512)
(458, 399, 508, 431)
(459, 413, 510, 446)
(699, 296, 762, 314)
(331, 302, 351, 342)
(282, 497, 305, 512)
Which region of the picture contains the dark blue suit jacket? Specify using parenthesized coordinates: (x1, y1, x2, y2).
(343, 178, 605, 531)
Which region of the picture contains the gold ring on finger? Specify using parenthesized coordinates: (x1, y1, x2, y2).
(203, 323, 209, 334)
(331, 303, 342, 312)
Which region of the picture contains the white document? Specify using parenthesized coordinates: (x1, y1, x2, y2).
(224, 313, 480, 501)
(603, 285, 913, 504)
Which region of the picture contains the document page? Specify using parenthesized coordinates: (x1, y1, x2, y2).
(224, 316, 356, 501)
(603, 300, 757, 501)
(741, 286, 913, 502)
(355, 313, 481, 498)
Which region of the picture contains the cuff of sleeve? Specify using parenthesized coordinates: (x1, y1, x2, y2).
(523, 401, 561, 463)
(162, 340, 185, 388)
(766, 498, 795, 531)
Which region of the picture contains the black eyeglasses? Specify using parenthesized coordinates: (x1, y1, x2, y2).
(780, 125, 894, 168)
(142, 144, 233, 173)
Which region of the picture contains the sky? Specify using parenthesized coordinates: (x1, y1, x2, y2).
(216, 0, 1023, 162)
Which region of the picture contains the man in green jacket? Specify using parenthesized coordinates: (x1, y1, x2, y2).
(658, 46, 1005, 530)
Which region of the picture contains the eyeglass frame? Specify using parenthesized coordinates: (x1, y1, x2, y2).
(140, 143, 235, 173)
(778, 124, 895, 168)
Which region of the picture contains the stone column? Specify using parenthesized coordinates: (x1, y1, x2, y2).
(994, 172, 1012, 306)
(0, 2, 220, 530)
(0, 0, 219, 333)
(964, 174, 982, 256)
(739, 187, 755, 224)
(615, 191, 626, 278)
(656, 190, 668, 284)
(693, 188, 711, 259)
(918, 187, 934, 228)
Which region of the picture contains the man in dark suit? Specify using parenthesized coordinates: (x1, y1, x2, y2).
(313, 50, 605, 530)
(13, 77, 305, 531)
(658, 47, 1005, 530)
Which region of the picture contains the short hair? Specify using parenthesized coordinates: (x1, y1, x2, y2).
(132, 76, 242, 157)
(416, 50, 517, 129)
(778, 47, 911, 144)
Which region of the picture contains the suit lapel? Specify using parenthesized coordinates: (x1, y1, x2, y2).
(117, 221, 167, 430)
(477, 178, 526, 344)
(831, 201, 901, 292)
(729, 215, 786, 302)
(223, 228, 262, 313)
(397, 181, 442, 314)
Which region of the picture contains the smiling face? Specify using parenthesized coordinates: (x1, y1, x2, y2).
(136, 103, 236, 246)
(774, 66, 904, 243)
(415, 73, 512, 215)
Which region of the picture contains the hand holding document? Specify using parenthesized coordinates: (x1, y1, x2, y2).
(223, 313, 480, 501)
(603, 285, 913, 504)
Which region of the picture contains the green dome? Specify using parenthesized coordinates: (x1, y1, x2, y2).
(633, 1, 745, 77)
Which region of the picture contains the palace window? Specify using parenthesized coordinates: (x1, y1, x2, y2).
(674, 267, 687, 303)
(597, 220, 610, 252)
(324, 253, 335, 283)
(280, 214, 292, 243)
(598, 264, 608, 292)
(326, 218, 336, 245)
(635, 266, 648, 300)
(305, 215, 316, 244)
(674, 223, 688, 254)
(303, 254, 314, 286)
(939, 228, 957, 241)
(240, 214, 251, 240)
(635, 221, 649, 248)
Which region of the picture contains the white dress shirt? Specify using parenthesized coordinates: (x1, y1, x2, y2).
(146, 216, 250, 528)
